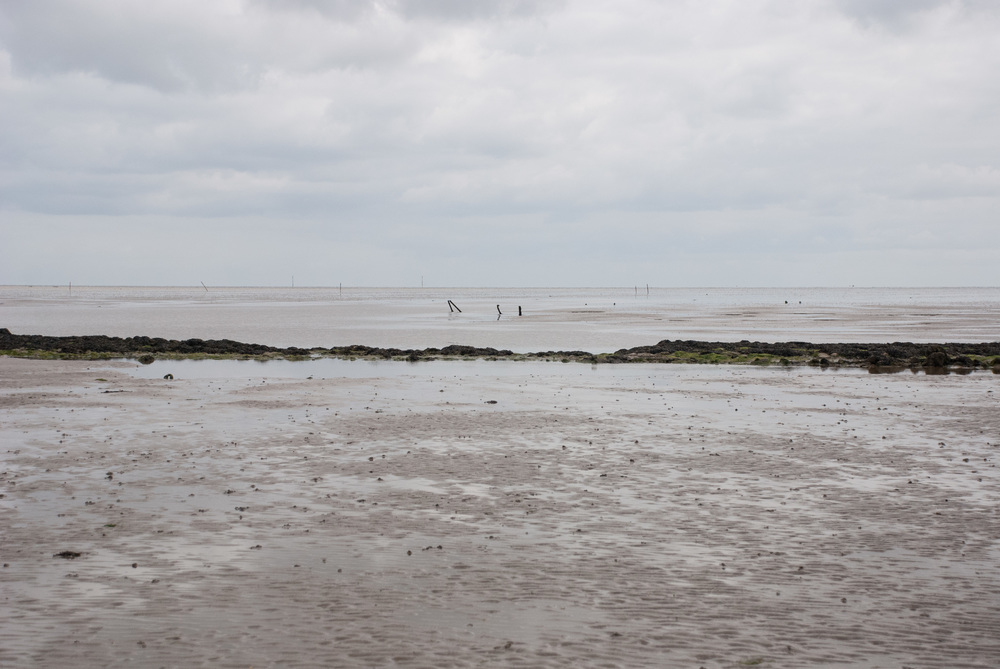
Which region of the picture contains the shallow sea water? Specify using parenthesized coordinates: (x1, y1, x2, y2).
(125, 356, 826, 380)
(3, 285, 999, 351)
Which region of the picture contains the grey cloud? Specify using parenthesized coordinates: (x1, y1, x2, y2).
(0, 2, 259, 92)
(245, 0, 378, 21)
(387, 0, 565, 21)
(249, 0, 564, 22)
(833, 0, 950, 28)
(832, 0, 999, 30)
(2, 0, 999, 286)
(0, 1, 419, 92)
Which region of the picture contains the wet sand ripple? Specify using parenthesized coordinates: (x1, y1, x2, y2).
(1, 358, 998, 667)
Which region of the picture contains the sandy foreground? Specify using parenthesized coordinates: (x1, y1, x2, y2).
(1, 358, 998, 668)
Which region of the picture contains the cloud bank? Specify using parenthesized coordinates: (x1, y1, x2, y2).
(2, 0, 998, 286)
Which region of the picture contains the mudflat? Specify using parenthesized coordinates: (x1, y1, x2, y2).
(1, 357, 998, 668)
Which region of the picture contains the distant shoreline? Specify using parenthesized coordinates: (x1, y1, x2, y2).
(3, 328, 998, 371)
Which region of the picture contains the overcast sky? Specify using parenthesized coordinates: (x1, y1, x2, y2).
(1, 0, 998, 287)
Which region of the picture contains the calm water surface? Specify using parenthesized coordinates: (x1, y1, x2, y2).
(3, 286, 998, 352)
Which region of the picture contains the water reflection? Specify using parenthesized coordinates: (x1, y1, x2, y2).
(867, 365, 981, 375)
(122, 358, 841, 381)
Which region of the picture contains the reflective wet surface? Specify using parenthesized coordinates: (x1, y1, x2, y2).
(4, 286, 999, 351)
(2, 359, 998, 667)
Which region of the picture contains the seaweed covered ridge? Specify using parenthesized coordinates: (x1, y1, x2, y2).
(1, 328, 998, 370)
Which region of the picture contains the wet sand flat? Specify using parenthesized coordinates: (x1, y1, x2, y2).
(1, 358, 998, 668)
